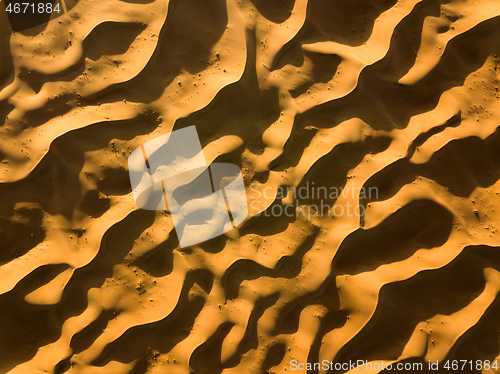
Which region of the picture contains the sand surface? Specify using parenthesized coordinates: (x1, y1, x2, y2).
(1, 0, 500, 373)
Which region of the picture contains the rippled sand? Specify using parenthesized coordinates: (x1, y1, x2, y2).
(1, 0, 500, 373)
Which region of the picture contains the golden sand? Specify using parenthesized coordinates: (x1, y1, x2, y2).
(0, 0, 500, 373)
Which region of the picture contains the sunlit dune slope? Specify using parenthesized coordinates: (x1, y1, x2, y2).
(0, 0, 500, 373)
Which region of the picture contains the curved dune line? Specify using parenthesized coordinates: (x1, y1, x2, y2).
(9, 0, 167, 75)
(0, 101, 140, 182)
(0, 1, 248, 183)
(399, 3, 500, 85)
(287, 0, 424, 111)
(2, 0, 500, 372)
(400, 268, 500, 363)
(0, 195, 137, 295)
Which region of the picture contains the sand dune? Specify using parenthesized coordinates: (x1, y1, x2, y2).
(0, 0, 500, 373)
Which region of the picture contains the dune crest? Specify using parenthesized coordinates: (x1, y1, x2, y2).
(1, 0, 500, 373)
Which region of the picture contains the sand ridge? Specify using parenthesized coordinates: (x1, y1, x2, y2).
(0, 0, 500, 373)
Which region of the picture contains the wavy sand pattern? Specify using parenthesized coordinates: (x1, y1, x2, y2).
(1, 0, 500, 373)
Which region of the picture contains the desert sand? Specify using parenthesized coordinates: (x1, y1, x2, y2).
(0, 0, 500, 373)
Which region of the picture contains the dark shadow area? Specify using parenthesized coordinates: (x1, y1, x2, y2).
(3, 0, 75, 33)
(406, 111, 462, 158)
(0, 111, 158, 222)
(282, 137, 392, 211)
(0, 205, 46, 264)
(19, 21, 145, 96)
(331, 245, 500, 368)
(250, 0, 295, 24)
(90, 269, 210, 367)
(70, 309, 119, 354)
(0, 263, 69, 373)
(239, 198, 297, 238)
(262, 343, 287, 373)
(444, 293, 500, 371)
(129, 229, 176, 277)
(290, 51, 342, 98)
(222, 228, 318, 299)
(190, 322, 234, 374)
(222, 293, 280, 369)
(90, 0, 228, 104)
(333, 199, 453, 275)
(363, 126, 500, 208)
(271, 269, 344, 336)
(0, 6, 14, 93)
(288, 7, 500, 134)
